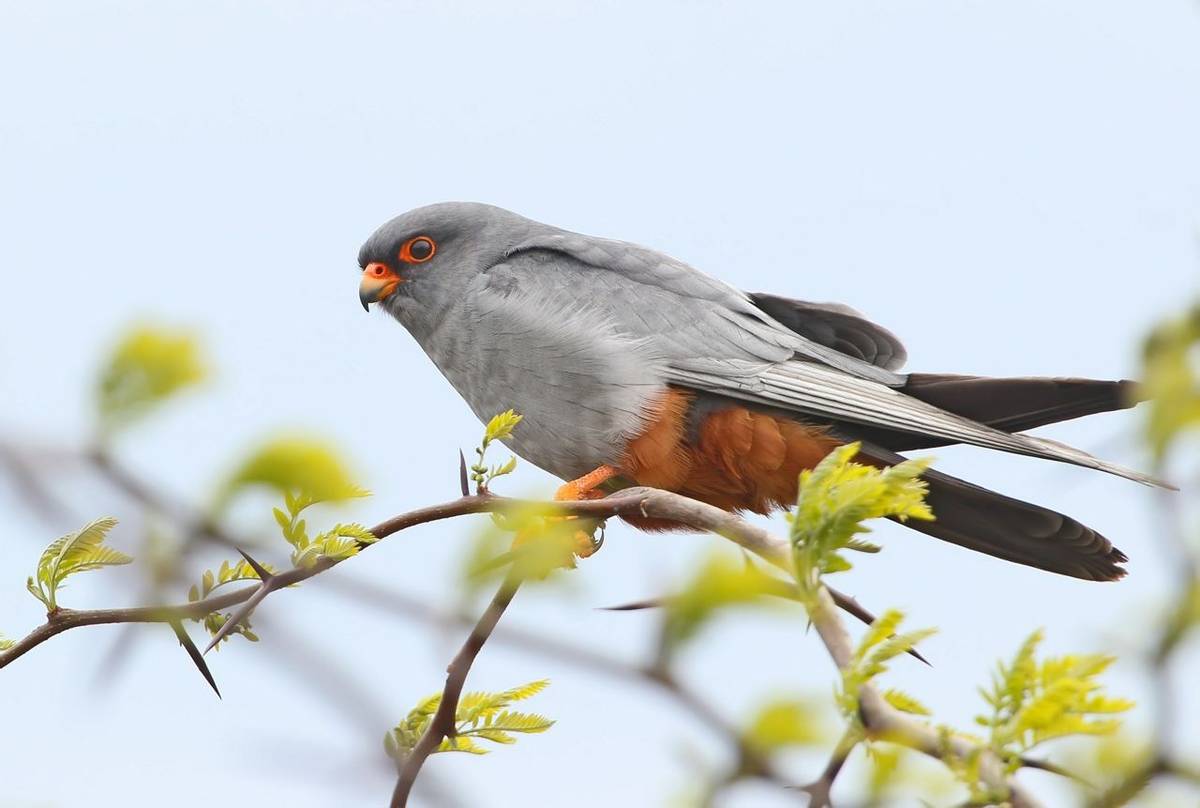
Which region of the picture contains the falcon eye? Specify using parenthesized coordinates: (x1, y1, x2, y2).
(401, 236, 436, 263)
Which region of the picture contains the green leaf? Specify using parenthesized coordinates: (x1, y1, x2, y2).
(292, 523, 377, 568)
(0, 632, 13, 652)
(976, 629, 1133, 770)
(96, 326, 206, 433)
(839, 609, 936, 720)
(385, 679, 553, 761)
(471, 411, 524, 491)
(216, 436, 368, 512)
(745, 698, 827, 751)
(662, 554, 782, 653)
(484, 410, 523, 444)
(789, 443, 933, 595)
(437, 736, 489, 754)
(30, 517, 131, 611)
(883, 689, 932, 716)
(1140, 304, 1200, 459)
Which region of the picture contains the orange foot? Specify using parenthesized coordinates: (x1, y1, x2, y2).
(512, 465, 622, 564)
(554, 465, 620, 558)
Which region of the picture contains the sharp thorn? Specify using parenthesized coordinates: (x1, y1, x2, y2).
(598, 597, 664, 611)
(458, 450, 470, 497)
(203, 583, 270, 654)
(236, 547, 273, 582)
(1019, 756, 1090, 785)
(829, 586, 931, 665)
(171, 620, 221, 698)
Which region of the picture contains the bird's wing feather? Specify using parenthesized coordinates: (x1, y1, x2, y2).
(668, 361, 1166, 486)
(746, 292, 908, 370)
(504, 234, 907, 385)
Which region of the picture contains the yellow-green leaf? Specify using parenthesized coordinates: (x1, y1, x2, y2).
(662, 554, 781, 652)
(745, 699, 827, 751)
(1140, 305, 1200, 459)
(884, 689, 932, 716)
(96, 326, 206, 432)
(30, 517, 131, 610)
(216, 436, 368, 511)
(484, 410, 523, 443)
(790, 443, 933, 592)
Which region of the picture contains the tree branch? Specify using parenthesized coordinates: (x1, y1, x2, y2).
(390, 573, 523, 808)
(0, 487, 900, 671)
(801, 728, 861, 807)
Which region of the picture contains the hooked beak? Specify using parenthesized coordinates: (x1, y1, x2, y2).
(359, 262, 402, 311)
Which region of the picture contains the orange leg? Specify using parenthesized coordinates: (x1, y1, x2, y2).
(555, 465, 620, 502)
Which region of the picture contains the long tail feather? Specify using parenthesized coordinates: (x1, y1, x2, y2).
(858, 442, 1128, 582)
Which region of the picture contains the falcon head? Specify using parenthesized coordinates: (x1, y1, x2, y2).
(357, 202, 534, 314)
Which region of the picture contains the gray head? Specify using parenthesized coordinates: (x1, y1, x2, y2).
(357, 202, 540, 323)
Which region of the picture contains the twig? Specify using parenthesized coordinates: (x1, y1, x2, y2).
(801, 728, 861, 807)
(390, 573, 523, 808)
(601, 586, 930, 665)
(323, 572, 797, 795)
(805, 585, 1043, 807)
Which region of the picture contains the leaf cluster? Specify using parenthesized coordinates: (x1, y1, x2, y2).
(186, 557, 277, 645)
(26, 517, 132, 611)
(788, 442, 932, 595)
(188, 448, 376, 646)
(273, 489, 377, 569)
(839, 608, 936, 721)
(976, 629, 1133, 771)
(384, 680, 554, 759)
(469, 410, 522, 491)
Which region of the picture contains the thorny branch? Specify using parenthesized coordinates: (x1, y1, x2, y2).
(391, 573, 523, 808)
(324, 572, 798, 800)
(0, 450, 1074, 805)
(0, 487, 891, 669)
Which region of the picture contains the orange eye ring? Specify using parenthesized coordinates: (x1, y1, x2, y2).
(399, 236, 436, 264)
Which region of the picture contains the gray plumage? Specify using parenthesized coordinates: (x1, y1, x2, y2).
(359, 201, 1161, 580)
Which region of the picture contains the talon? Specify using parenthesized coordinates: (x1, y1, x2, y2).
(574, 525, 604, 559)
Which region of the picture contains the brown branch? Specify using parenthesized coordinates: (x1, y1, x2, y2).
(801, 728, 861, 807)
(390, 574, 523, 808)
(0, 495, 494, 669)
(0, 471, 900, 672)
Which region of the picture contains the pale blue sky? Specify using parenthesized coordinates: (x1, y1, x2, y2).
(1, 2, 1198, 806)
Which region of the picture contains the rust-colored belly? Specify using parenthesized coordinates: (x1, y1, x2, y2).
(617, 389, 841, 529)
